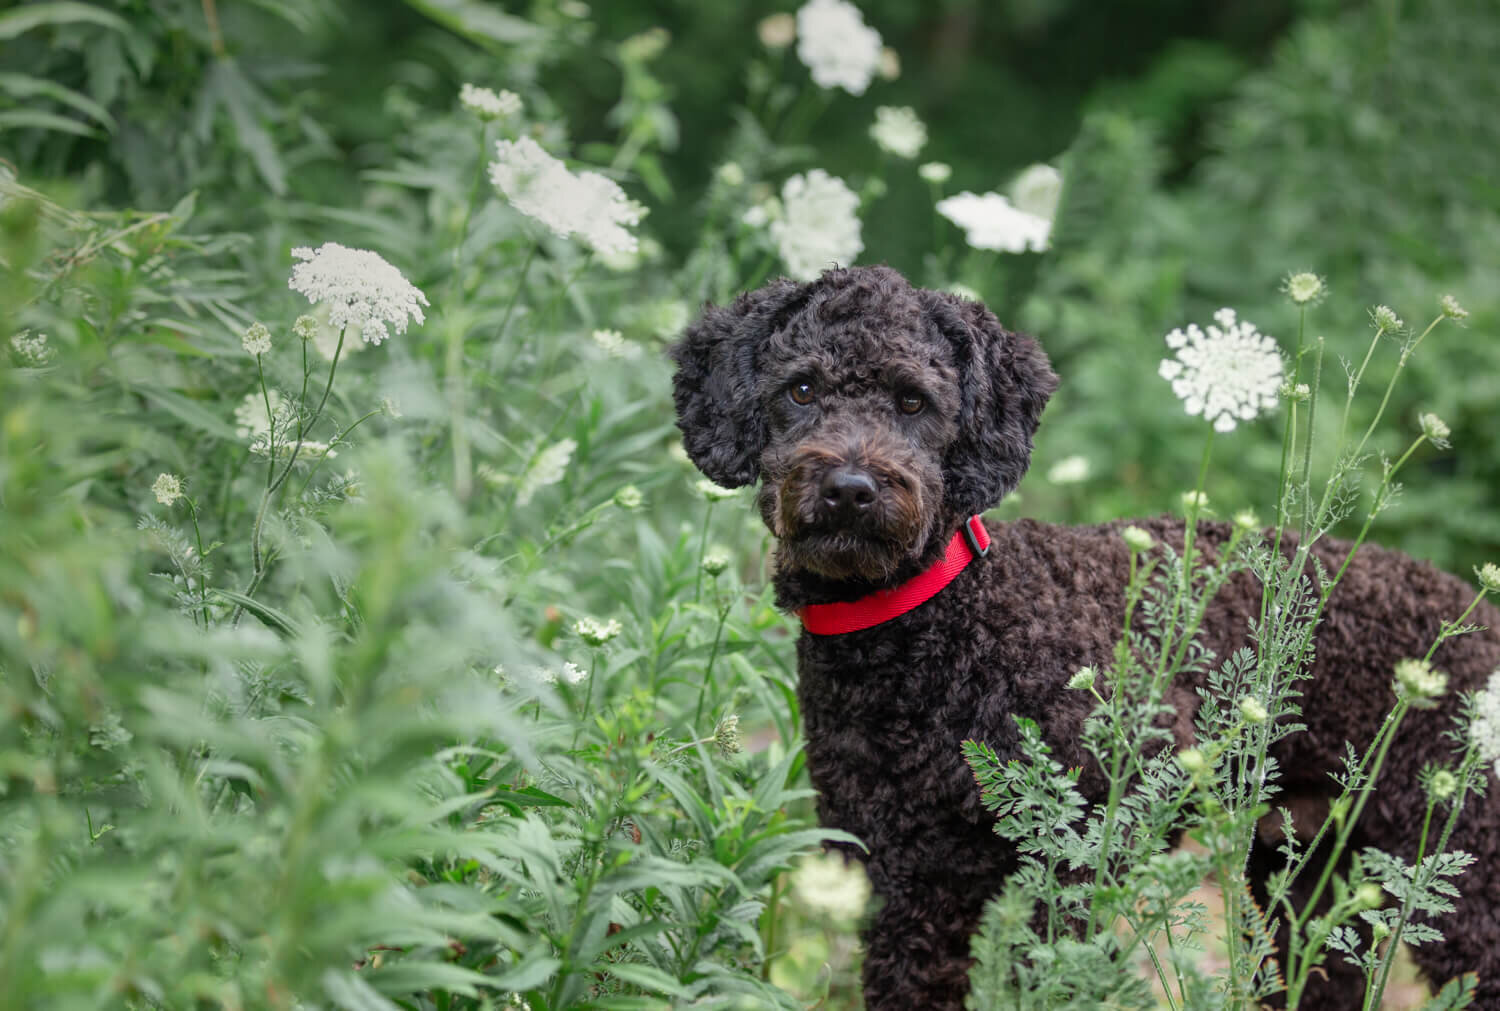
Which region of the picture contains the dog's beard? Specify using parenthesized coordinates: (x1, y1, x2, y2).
(760, 454, 934, 583)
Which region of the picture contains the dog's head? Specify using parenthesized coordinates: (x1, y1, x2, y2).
(670, 265, 1057, 583)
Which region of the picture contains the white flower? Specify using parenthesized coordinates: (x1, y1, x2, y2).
(714, 713, 743, 757)
(702, 547, 732, 577)
(613, 485, 644, 510)
(234, 390, 288, 440)
(1394, 657, 1447, 705)
(791, 851, 870, 919)
(293, 314, 318, 341)
(251, 437, 335, 462)
(742, 199, 779, 229)
(488, 138, 643, 255)
(288, 243, 428, 345)
(1420, 412, 1451, 448)
(696, 478, 739, 502)
(560, 661, 587, 685)
(1233, 509, 1260, 532)
(10, 330, 54, 365)
(758, 12, 796, 48)
(716, 162, 745, 187)
(769, 169, 863, 281)
(516, 438, 577, 506)
(1046, 455, 1089, 485)
(795, 0, 882, 96)
(936, 191, 1051, 253)
(1009, 163, 1063, 221)
(1066, 666, 1096, 691)
(1470, 669, 1500, 778)
(152, 473, 184, 506)
(1475, 563, 1500, 595)
(1239, 696, 1268, 724)
(1283, 271, 1326, 306)
(1180, 490, 1211, 512)
(591, 328, 639, 359)
(918, 161, 951, 184)
(1440, 294, 1468, 322)
(1371, 305, 1404, 333)
(459, 84, 521, 121)
(242, 321, 272, 356)
(878, 46, 900, 80)
(869, 106, 926, 159)
(574, 616, 622, 647)
(1120, 526, 1154, 552)
(1157, 309, 1283, 433)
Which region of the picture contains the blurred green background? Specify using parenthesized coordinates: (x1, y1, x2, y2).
(9, 0, 1494, 562)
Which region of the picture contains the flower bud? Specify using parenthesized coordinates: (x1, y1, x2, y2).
(1440, 294, 1468, 322)
(1283, 272, 1325, 306)
(1419, 412, 1451, 447)
(1121, 526, 1154, 553)
(1475, 562, 1500, 595)
(1239, 696, 1269, 725)
(1066, 666, 1097, 691)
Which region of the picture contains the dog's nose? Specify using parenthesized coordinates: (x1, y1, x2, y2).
(820, 467, 878, 515)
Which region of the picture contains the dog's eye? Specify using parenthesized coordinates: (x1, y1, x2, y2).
(789, 382, 815, 406)
(897, 392, 925, 415)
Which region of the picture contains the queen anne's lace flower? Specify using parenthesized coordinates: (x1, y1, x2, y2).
(1046, 455, 1089, 485)
(288, 243, 428, 345)
(918, 161, 951, 184)
(1283, 271, 1326, 306)
(795, 0, 882, 95)
(1394, 657, 1447, 704)
(516, 439, 576, 506)
(1158, 309, 1283, 433)
(696, 478, 739, 502)
(769, 169, 863, 281)
(152, 473, 184, 506)
(714, 713, 743, 757)
(488, 138, 643, 255)
(1009, 163, 1062, 221)
(234, 390, 288, 440)
(10, 330, 54, 365)
(574, 616, 622, 647)
(459, 83, 521, 120)
(1471, 669, 1500, 778)
(869, 106, 926, 159)
(936, 191, 1051, 253)
(242, 322, 272, 356)
(791, 851, 870, 919)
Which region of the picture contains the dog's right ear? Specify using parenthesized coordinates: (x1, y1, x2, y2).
(669, 279, 809, 487)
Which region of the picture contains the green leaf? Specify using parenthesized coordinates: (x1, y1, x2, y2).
(488, 955, 560, 992)
(363, 961, 492, 996)
(0, 72, 115, 130)
(0, 109, 100, 138)
(208, 589, 302, 637)
(137, 386, 240, 440)
(0, 2, 129, 39)
(603, 962, 691, 998)
(403, 0, 545, 45)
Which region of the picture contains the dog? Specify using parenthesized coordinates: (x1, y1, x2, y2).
(669, 265, 1500, 1009)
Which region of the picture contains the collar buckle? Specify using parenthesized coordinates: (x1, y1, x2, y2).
(962, 515, 989, 558)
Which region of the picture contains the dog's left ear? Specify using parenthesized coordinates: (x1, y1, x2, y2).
(920, 290, 1059, 516)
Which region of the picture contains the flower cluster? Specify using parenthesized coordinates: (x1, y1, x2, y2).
(459, 83, 521, 121)
(1471, 669, 1500, 778)
(1420, 412, 1452, 448)
(242, 321, 272, 356)
(516, 439, 577, 506)
(1282, 271, 1326, 306)
(1371, 305, 1404, 333)
(590, 328, 640, 359)
(10, 330, 54, 365)
(288, 243, 429, 345)
(701, 547, 732, 577)
(1394, 657, 1447, 705)
(795, 0, 882, 96)
(918, 161, 951, 184)
(1046, 455, 1089, 485)
(696, 478, 739, 502)
(1158, 309, 1284, 432)
(152, 473, 184, 507)
(488, 138, 643, 255)
(234, 389, 289, 440)
(768, 169, 863, 281)
(869, 106, 926, 159)
(936, 190, 1051, 253)
(791, 851, 870, 920)
(574, 616, 622, 647)
(713, 713, 742, 757)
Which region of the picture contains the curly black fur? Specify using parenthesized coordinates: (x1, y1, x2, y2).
(670, 266, 1500, 1010)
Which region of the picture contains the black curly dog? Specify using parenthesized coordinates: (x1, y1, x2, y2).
(670, 265, 1500, 1009)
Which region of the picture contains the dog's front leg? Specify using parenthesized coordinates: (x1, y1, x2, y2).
(860, 871, 986, 1011)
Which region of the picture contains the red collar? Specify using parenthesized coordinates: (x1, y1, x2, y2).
(798, 516, 990, 636)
